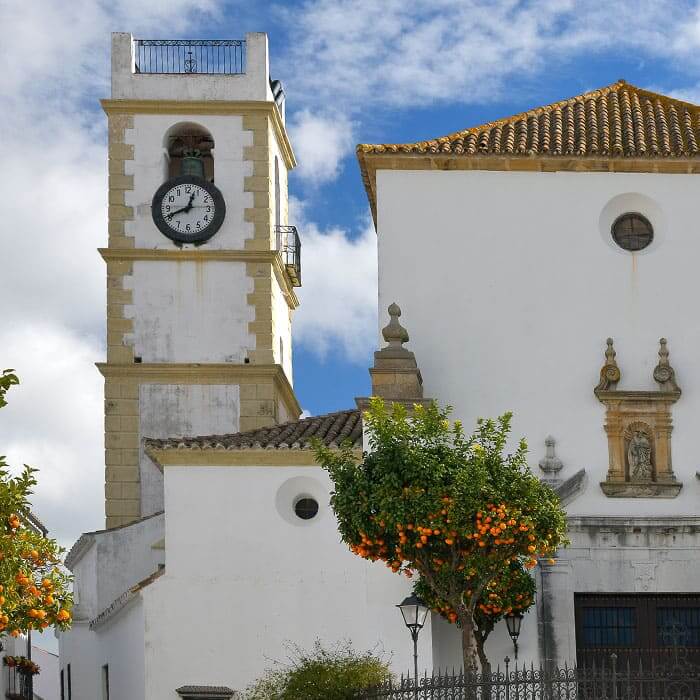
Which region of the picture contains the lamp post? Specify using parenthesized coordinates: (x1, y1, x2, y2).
(397, 594, 429, 699)
(505, 611, 523, 660)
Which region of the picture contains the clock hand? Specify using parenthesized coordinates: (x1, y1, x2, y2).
(166, 193, 196, 220)
(166, 205, 189, 220)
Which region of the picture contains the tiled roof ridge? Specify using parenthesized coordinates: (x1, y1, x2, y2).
(357, 79, 700, 157)
(89, 568, 164, 630)
(144, 408, 362, 451)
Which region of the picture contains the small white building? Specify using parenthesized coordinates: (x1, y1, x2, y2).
(59, 30, 700, 698)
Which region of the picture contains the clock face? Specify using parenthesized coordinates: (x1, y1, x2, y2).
(151, 175, 225, 245)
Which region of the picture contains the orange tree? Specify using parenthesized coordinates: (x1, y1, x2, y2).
(314, 398, 567, 676)
(0, 370, 72, 639)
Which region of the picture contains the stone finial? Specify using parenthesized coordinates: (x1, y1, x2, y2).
(357, 303, 427, 407)
(594, 337, 621, 395)
(653, 338, 681, 394)
(539, 435, 563, 478)
(382, 302, 409, 349)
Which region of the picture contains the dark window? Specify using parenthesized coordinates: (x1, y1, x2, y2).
(611, 212, 654, 251)
(657, 607, 700, 647)
(102, 664, 110, 700)
(582, 606, 636, 647)
(294, 497, 319, 520)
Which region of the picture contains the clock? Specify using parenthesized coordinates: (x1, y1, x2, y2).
(151, 175, 225, 245)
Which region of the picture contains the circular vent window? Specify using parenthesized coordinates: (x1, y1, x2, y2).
(611, 212, 653, 252)
(294, 497, 319, 521)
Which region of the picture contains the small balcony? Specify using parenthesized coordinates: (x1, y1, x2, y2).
(5, 666, 33, 700)
(134, 39, 246, 74)
(275, 225, 302, 287)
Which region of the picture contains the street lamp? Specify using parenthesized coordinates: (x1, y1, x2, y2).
(397, 594, 429, 698)
(505, 611, 523, 660)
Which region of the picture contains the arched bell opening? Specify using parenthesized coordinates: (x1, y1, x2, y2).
(163, 122, 215, 182)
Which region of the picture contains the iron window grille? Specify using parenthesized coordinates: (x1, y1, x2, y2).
(134, 39, 245, 75)
(611, 212, 654, 251)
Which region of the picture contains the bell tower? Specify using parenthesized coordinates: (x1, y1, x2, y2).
(100, 33, 301, 528)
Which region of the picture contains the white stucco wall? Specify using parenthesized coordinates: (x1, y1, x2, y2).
(112, 33, 274, 103)
(32, 646, 60, 700)
(125, 261, 254, 364)
(139, 384, 241, 515)
(377, 169, 700, 516)
(140, 464, 431, 697)
(272, 278, 293, 382)
(377, 167, 700, 668)
(96, 599, 146, 700)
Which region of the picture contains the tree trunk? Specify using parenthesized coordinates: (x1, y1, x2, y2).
(458, 613, 480, 677)
(475, 632, 492, 679)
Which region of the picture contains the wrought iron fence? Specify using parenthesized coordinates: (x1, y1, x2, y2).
(359, 651, 700, 699)
(134, 39, 245, 74)
(275, 225, 302, 287)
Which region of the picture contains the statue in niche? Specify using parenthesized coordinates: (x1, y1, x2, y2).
(628, 429, 653, 480)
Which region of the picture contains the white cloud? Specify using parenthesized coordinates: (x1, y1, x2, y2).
(0, 0, 220, 552)
(291, 198, 378, 363)
(288, 110, 355, 184)
(0, 324, 104, 550)
(282, 0, 698, 111)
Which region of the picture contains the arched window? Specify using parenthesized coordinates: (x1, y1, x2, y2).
(164, 122, 215, 182)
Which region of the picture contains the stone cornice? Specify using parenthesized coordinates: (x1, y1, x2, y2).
(567, 516, 700, 531)
(101, 98, 296, 170)
(96, 363, 301, 418)
(98, 248, 299, 309)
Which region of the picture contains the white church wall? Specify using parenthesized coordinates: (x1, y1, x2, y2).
(71, 540, 99, 620)
(126, 260, 255, 363)
(32, 646, 60, 700)
(140, 463, 432, 696)
(123, 113, 254, 250)
(139, 385, 241, 515)
(59, 622, 102, 700)
(96, 600, 146, 700)
(92, 514, 165, 615)
(376, 168, 700, 517)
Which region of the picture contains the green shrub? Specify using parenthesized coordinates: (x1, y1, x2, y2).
(243, 640, 392, 700)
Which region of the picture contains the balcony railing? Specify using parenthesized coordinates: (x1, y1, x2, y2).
(134, 39, 245, 74)
(275, 225, 302, 287)
(5, 666, 32, 700)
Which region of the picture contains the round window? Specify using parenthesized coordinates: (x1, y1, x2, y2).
(611, 212, 653, 252)
(294, 497, 319, 520)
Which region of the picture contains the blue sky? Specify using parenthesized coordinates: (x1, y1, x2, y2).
(2, 0, 700, 548)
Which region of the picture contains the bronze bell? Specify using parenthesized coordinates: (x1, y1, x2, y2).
(181, 148, 205, 179)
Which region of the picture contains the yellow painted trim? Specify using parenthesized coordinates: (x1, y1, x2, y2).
(147, 448, 363, 468)
(98, 248, 299, 308)
(101, 99, 296, 170)
(96, 362, 302, 418)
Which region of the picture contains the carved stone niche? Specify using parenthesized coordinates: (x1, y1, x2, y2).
(595, 338, 682, 498)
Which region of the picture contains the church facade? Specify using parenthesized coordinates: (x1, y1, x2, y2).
(58, 32, 700, 699)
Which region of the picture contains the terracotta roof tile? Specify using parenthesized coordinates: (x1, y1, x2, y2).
(144, 409, 362, 452)
(357, 80, 700, 224)
(358, 81, 700, 159)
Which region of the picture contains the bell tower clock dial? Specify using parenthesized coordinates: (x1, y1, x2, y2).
(151, 175, 226, 245)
